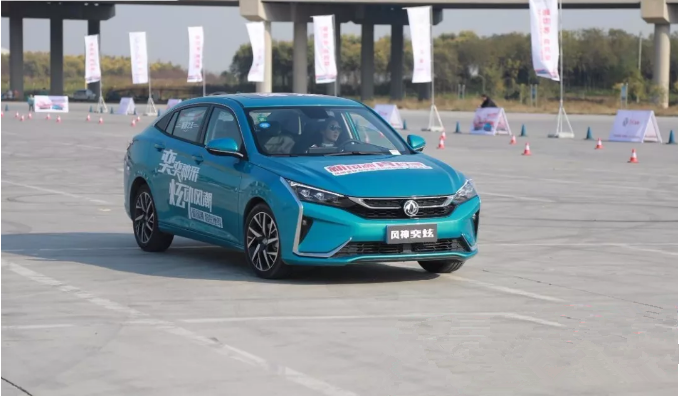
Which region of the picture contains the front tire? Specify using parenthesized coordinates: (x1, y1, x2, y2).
(244, 203, 292, 279)
(133, 184, 174, 252)
(418, 260, 465, 273)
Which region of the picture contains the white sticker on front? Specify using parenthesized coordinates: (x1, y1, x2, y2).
(389, 150, 401, 155)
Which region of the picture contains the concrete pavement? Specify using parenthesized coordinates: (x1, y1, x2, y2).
(2, 103, 678, 396)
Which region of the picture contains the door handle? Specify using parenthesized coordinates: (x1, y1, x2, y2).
(154, 143, 165, 151)
(192, 154, 204, 164)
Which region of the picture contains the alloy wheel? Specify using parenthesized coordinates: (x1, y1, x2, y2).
(246, 211, 280, 272)
(134, 191, 155, 245)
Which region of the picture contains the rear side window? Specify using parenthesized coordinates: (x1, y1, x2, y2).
(169, 106, 208, 143)
(155, 111, 174, 131)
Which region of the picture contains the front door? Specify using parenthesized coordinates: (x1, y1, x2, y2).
(190, 105, 245, 245)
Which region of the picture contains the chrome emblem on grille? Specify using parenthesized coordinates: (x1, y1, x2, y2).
(403, 200, 419, 217)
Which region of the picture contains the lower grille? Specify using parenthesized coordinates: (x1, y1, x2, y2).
(334, 238, 470, 258)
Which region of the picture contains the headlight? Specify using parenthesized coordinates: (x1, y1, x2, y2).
(452, 179, 477, 205)
(286, 180, 353, 208)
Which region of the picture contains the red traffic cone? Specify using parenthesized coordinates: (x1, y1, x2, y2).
(20, 115, 25, 121)
(56, 116, 61, 123)
(595, 138, 603, 150)
(131, 119, 137, 127)
(98, 117, 104, 124)
(437, 135, 445, 149)
(46, 114, 51, 120)
(510, 135, 517, 145)
(86, 114, 91, 122)
(442, 130, 447, 140)
(1, 111, 4, 117)
(27, 112, 32, 120)
(628, 149, 638, 163)
(14, 112, 19, 118)
(136, 116, 141, 122)
(522, 142, 531, 156)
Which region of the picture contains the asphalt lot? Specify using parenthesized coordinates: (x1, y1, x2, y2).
(2, 102, 678, 396)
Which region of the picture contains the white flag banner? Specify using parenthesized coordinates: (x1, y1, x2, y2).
(246, 22, 265, 82)
(529, 0, 560, 81)
(84, 34, 102, 84)
(406, 6, 432, 83)
(187, 26, 204, 83)
(312, 15, 337, 84)
(129, 32, 149, 85)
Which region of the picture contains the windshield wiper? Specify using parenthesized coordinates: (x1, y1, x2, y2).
(326, 151, 385, 156)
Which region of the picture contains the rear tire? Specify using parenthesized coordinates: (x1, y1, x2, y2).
(133, 184, 174, 252)
(244, 203, 292, 280)
(418, 260, 465, 273)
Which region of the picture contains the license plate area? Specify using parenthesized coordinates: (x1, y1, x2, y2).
(386, 224, 438, 244)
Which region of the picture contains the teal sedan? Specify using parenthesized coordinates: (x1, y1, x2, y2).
(123, 93, 480, 279)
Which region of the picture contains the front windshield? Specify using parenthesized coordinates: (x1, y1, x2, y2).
(246, 106, 411, 157)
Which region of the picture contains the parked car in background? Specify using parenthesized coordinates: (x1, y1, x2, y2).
(72, 89, 96, 101)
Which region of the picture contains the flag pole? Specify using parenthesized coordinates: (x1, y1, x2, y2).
(550, 0, 573, 138)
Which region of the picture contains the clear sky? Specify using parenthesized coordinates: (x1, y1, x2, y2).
(1, 4, 676, 73)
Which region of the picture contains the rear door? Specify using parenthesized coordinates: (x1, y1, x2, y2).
(156, 105, 211, 230)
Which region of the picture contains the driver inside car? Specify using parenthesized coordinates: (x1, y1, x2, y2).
(310, 117, 342, 148)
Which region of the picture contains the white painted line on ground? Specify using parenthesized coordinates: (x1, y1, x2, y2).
(2, 245, 212, 253)
(179, 312, 564, 328)
(479, 192, 553, 203)
(2, 180, 111, 205)
(445, 275, 566, 303)
(614, 244, 678, 257)
(2, 324, 75, 330)
(52, 141, 125, 153)
(471, 171, 677, 195)
(3, 260, 358, 396)
(483, 242, 677, 247)
(497, 313, 564, 328)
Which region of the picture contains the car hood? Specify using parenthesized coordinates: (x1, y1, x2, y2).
(256, 154, 467, 197)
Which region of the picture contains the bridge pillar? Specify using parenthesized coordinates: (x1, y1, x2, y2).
(360, 23, 374, 102)
(642, 0, 675, 108)
(389, 24, 404, 101)
(652, 23, 671, 108)
(292, 20, 308, 93)
(87, 20, 101, 101)
(9, 16, 24, 100)
(327, 22, 341, 96)
(50, 17, 64, 96)
(256, 21, 273, 93)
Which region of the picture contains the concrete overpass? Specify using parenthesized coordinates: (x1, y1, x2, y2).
(2, 0, 677, 107)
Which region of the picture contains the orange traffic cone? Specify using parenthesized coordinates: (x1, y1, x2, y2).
(442, 130, 447, 140)
(510, 135, 517, 145)
(522, 142, 531, 156)
(27, 112, 32, 120)
(98, 117, 104, 124)
(437, 135, 445, 149)
(136, 116, 141, 122)
(14, 112, 19, 118)
(46, 114, 51, 120)
(595, 138, 603, 150)
(56, 116, 61, 123)
(628, 149, 638, 163)
(86, 114, 91, 122)
(20, 115, 25, 121)
(131, 119, 137, 127)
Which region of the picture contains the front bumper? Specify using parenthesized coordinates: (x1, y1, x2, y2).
(277, 182, 480, 266)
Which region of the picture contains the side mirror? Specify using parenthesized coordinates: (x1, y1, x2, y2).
(407, 134, 426, 152)
(206, 138, 243, 158)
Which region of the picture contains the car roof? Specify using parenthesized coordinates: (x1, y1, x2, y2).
(192, 93, 364, 109)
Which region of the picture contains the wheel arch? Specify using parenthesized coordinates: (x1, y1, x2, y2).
(129, 176, 149, 215)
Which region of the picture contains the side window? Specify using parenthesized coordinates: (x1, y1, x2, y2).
(169, 106, 208, 143)
(155, 110, 176, 132)
(204, 107, 243, 149)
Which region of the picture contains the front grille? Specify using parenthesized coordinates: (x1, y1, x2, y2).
(334, 238, 470, 258)
(346, 196, 454, 219)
